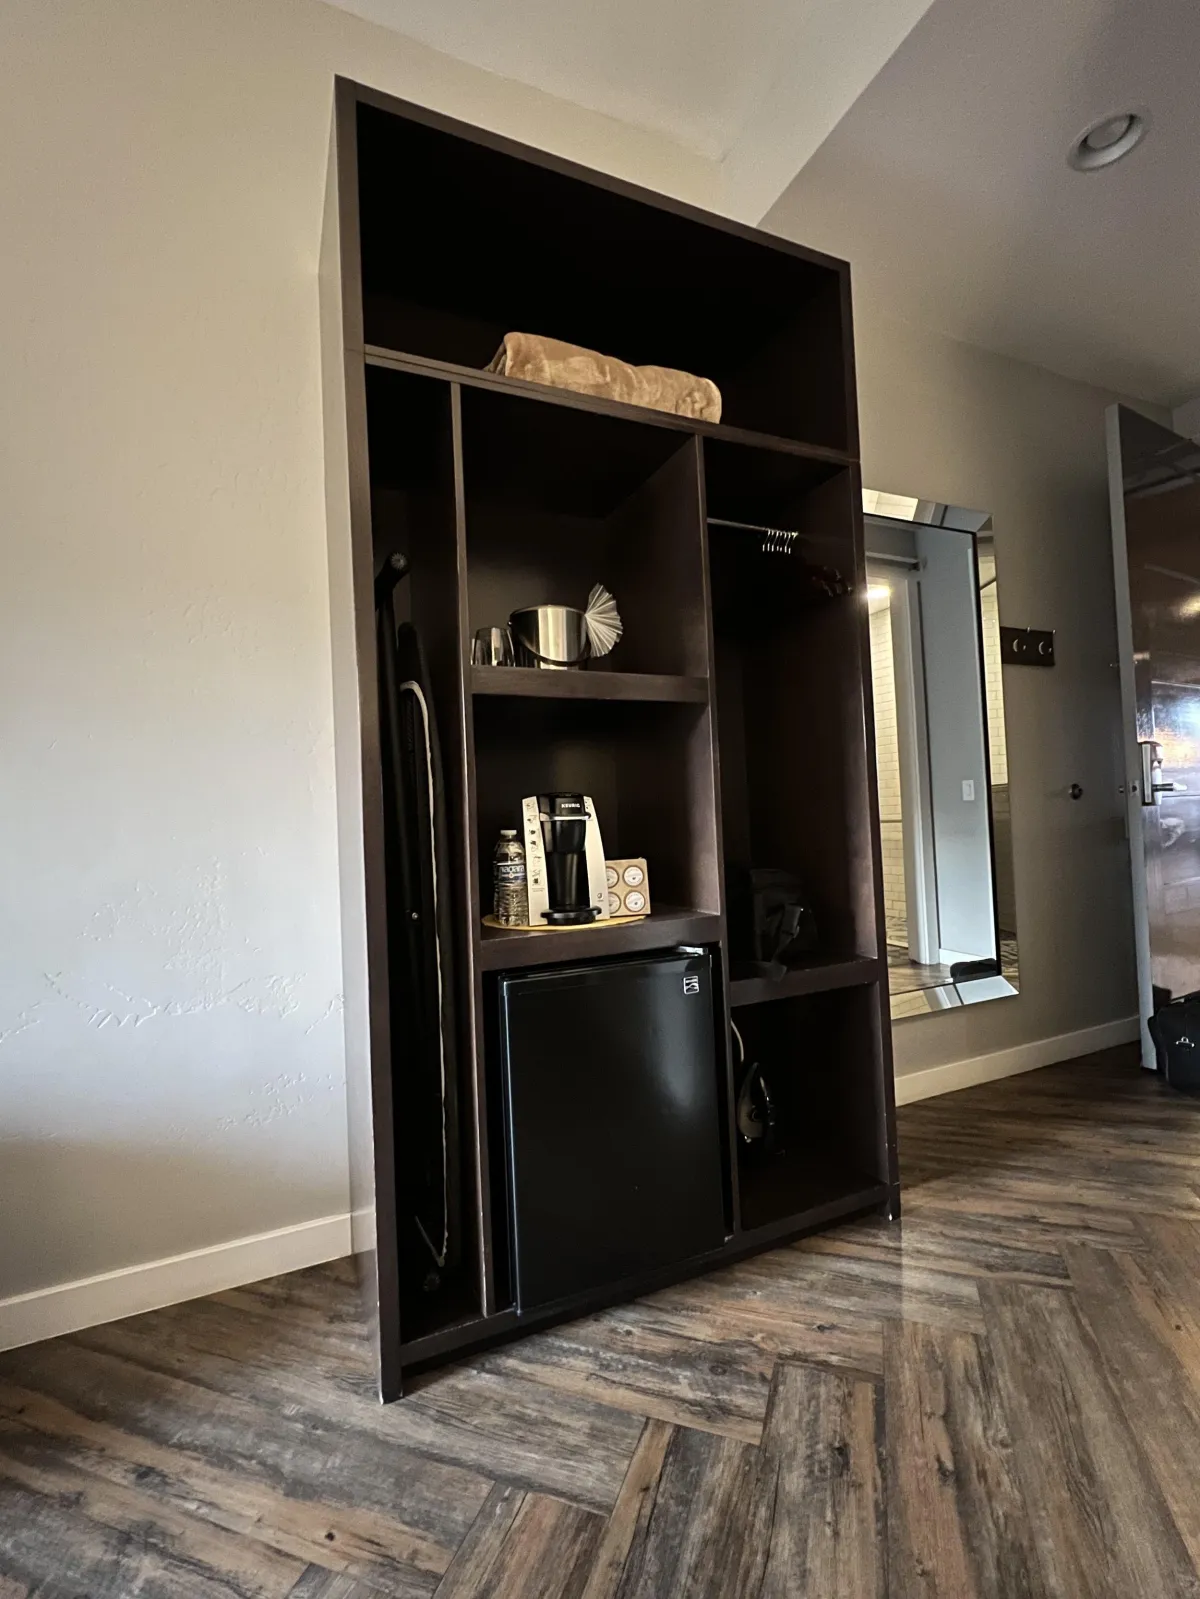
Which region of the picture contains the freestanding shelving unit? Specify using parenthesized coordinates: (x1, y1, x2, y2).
(321, 78, 899, 1400)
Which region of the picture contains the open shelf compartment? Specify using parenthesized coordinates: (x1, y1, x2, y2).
(461, 384, 710, 680)
(471, 695, 720, 949)
(732, 985, 890, 1234)
(706, 451, 878, 978)
(704, 434, 849, 530)
(364, 361, 487, 1341)
(356, 100, 852, 451)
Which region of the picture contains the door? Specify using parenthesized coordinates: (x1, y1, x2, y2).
(1107, 405, 1200, 1066)
(498, 950, 727, 1311)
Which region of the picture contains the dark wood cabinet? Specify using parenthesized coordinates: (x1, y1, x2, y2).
(321, 78, 899, 1400)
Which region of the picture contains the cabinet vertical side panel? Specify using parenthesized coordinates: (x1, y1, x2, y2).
(322, 84, 403, 1398)
(846, 449, 900, 1203)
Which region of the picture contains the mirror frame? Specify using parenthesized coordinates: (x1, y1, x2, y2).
(862, 491, 1019, 1020)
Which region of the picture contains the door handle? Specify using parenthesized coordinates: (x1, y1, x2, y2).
(1141, 741, 1158, 805)
(1140, 741, 1184, 803)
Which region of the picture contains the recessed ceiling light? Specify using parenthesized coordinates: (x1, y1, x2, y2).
(1068, 110, 1150, 171)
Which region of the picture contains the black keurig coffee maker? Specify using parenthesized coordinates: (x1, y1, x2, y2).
(521, 792, 608, 925)
(541, 795, 591, 922)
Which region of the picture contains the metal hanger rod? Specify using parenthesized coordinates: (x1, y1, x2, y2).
(707, 516, 799, 536)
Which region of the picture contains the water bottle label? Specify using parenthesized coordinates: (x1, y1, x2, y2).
(495, 862, 526, 884)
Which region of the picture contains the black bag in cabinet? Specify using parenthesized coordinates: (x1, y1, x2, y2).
(727, 866, 818, 980)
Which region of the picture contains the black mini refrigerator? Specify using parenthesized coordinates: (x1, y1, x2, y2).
(496, 948, 727, 1312)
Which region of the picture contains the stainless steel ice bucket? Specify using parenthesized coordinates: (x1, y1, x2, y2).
(509, 605, 588, 669)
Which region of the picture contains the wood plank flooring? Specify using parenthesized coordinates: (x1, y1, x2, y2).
(5, 1045, 1200, 1596)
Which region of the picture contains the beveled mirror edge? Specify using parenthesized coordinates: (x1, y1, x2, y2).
(862, 489, 1019, 1022)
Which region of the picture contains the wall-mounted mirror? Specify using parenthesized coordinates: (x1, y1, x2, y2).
(863, 490, 1019, 1019)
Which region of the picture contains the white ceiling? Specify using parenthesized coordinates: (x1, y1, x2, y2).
(328, 0, 934, 220)
(765, 0, 1200, 407)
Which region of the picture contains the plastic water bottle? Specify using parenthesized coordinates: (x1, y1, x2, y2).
(493, 829, 528, 927)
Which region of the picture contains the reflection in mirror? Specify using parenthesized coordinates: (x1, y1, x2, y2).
(862, 490, 1019, 1020)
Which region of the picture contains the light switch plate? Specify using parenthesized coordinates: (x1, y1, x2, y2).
(962, 779, 976, 802)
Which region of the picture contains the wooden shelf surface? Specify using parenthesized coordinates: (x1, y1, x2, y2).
(364, 343, 854, 470)
(478, 905, 721, 971)
(470, 665, 708, 704)
(728, 955, 880, 1008)
(737, 1152, 886, 1238)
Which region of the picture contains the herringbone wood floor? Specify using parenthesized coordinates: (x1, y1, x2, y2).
(4, 1045, 1200, 1596)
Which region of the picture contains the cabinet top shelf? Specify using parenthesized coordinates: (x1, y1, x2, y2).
(363, 345, 855, 472)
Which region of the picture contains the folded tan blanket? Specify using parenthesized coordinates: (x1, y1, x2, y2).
(488, 332, 722, 424)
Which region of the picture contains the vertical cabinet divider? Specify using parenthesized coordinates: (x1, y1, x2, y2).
(694, 437, 742, 1237)
(450, 381, 497, 1316)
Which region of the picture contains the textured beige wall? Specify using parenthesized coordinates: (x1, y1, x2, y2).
(852, 307, 1157, 1076)
(0, 0, 716, 1303)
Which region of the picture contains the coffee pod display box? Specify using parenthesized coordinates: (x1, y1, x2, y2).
(605, 858, 650, 917)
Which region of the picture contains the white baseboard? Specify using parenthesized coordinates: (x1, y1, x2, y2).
(0, 1212, 352, 1354)
(894, 1015, 1140, 1106)
(0, 1018, 1142, 1351)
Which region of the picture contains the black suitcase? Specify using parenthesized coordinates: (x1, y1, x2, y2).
(1149, 997, 1200, 1092)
